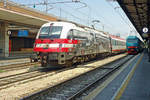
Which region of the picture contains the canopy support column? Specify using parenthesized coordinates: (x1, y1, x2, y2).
(0, 22, 9, 57)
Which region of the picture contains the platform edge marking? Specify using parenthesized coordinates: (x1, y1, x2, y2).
(83, 55, 137, 100)
(112, 53, 144, 100)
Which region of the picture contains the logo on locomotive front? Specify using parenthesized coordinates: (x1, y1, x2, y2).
(43, 43, 49, 49)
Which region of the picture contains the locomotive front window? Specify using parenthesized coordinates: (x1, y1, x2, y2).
(39, 26, 62, 39)
(127, 39, 138, 43)
(39, 27, 50, 35)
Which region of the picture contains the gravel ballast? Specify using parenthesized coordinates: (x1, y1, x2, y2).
(0, 54, 126, 100)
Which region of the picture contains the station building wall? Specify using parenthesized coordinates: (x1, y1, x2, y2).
(9, 30, 36, 52)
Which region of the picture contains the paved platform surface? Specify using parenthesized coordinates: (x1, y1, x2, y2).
(0, 53, 32, 60)
(0, 58, 30, 66)
(86, 51, 150, 100)
(119, 52, 150, 100)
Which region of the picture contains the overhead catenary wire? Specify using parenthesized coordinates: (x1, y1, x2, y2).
(86, 4, 121, 34)
(61, 3, 91, 25)
(106, 1, 144, 41)
(52, 5, 89, 24)
(16, 0, 119, 31)
(106, 1, 138, 35)
(18, 0, 89, 25)
(13, 0, 131, 37)
(61, 2, 117, 32)
(61, 1, 127, 36)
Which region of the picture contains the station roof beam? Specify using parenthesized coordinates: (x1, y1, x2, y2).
(117, 0, 150, 39)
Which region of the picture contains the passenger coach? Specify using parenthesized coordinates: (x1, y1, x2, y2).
(110, 35, 126, 54)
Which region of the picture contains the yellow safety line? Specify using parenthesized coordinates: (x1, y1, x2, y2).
(83, 55, 138, 100)
(114, 53, 144, 100)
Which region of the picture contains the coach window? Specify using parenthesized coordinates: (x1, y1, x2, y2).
(115, 40, 116, 45)
(112, 40, 115, 45)
(112, 40, 114, 45)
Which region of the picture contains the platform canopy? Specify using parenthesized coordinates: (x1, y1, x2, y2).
(0, 0, 58, 28)
(0, 8, 48, 28)
(117, 0, 150, 40)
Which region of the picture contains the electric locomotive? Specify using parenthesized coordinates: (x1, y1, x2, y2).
(33, 21, 126, 67)
(126, 36, 144, 54)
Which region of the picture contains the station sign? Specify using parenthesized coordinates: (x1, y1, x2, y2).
(18, 30, 28, 37)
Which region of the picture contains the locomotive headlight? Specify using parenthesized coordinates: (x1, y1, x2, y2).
(49, 44, 59, 48)
(36, 44, 41, 47)
(43, 43, 49, 48)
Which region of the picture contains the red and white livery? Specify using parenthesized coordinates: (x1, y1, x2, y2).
(33, 21, 126, 67)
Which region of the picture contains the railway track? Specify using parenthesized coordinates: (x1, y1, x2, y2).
(0, 52, 122, 72)
(68, 55, 135, 100)
(21, 55, 134, 100)
(0, 66, 74, 90)
(0, 62, 40, 71)
(0, 54, 121, 89)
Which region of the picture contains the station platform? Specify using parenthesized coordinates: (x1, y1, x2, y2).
(0, 51, 33, 60)
(0, 51, 32, 66)
(85, 51, 150, 100)
(0, 57, 30, 66)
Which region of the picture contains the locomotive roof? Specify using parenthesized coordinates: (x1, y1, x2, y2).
(126, 36, 144, 43)
(126, 36, 138, 39)
(41, 21, 108, 37)
(42, 21, 76, 27)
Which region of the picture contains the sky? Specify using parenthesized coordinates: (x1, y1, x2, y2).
(10, 0, 142, 39)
